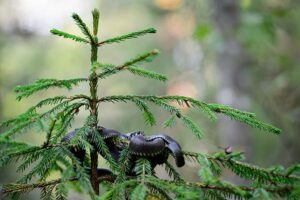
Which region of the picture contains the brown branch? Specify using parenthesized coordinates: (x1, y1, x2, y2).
(1, 177, 77, 194)
(96, 64, 129, 80)
(186, 181, 293, 193)
(42, 118, 58, 147)
(96, 50, 158, 80)
(67, 94, 91, 101)
(155, 178, 294, 195)
(1, 175, 116, 195)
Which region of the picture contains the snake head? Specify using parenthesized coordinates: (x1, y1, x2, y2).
(61, 129, 86, 165)
(97, 126, 123, 139)
(61, 129, 79, 142)
(147, 134, 185, 167)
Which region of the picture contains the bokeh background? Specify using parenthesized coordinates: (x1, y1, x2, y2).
(0, 0, 299, 199)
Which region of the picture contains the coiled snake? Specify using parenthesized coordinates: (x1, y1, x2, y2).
(62, 126, 185, 178)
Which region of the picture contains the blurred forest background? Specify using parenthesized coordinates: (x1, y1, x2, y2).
(0, 0, 299, 199)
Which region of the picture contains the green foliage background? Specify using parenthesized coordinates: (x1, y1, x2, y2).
(0, 0, 299, 199)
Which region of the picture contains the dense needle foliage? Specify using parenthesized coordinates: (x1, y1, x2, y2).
(0, 9, 299, 200)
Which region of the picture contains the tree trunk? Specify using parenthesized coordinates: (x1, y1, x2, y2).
(212, 0, 253, 168)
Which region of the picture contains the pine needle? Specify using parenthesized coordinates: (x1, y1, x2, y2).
(50, 29, 89, 43)
(127, 66, 167, 81)
(71, 13, 94, 43)
(98, 28, 156, 46)
(92, 9, 100, 36)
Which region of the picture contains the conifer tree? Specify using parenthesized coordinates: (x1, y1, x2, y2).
(0, 9, 299, 200)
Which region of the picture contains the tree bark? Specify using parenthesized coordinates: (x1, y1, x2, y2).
(89, 40, 99, 195)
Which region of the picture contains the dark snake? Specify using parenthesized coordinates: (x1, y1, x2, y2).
(62, 126, 185, 177)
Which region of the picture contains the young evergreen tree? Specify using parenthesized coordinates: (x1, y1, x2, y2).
(0, 9, 299, 200)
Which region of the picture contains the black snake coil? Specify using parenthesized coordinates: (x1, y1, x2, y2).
(62, 126, 185, 177)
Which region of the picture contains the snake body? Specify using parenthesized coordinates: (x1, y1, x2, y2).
(62, 129, 86, 165)
(62, 126, 185, 177)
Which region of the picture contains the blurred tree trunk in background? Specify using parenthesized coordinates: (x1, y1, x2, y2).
(212, 0, 253, 162)
(0, 29, 3, 128)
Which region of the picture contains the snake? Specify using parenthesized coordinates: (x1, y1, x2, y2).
(62, 126, 185, 177)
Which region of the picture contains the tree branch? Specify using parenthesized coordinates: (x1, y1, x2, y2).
(1, 177, 77, 195)
(1, 175, 117, 195)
